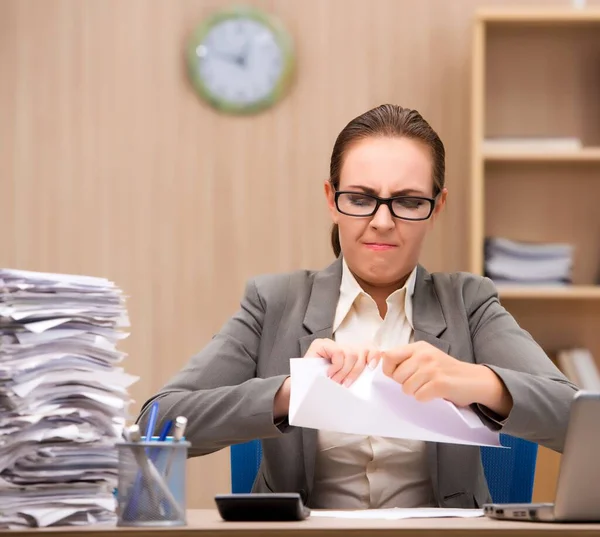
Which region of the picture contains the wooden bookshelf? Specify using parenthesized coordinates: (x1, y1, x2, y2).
(470, 7, 600, 504)
(498, 285, 600, 300)
(470, 7, 600, 291)
(484, 147, 600, 162)
(477, 7, 600, 24)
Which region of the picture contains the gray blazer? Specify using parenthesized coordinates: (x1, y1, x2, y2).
(139, 258, 577, 508)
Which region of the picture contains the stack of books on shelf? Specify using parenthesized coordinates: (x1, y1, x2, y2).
(484, 237, 574, 286)
(0, 269, 137, 529)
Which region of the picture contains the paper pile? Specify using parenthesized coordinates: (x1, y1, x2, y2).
(289, 358, 500, 447)
(484, 237, 573, 286)
(0, 269, 138, 528)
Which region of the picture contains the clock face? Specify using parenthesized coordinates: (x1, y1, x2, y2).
(187, 9, 294, 114)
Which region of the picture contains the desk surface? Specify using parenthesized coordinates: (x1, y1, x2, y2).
(8, 509, 600, 537)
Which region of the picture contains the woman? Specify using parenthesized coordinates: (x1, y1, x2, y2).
(139, 104, 577, 509)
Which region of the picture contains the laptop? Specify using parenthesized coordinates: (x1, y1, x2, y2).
(484, 390, 600, 522)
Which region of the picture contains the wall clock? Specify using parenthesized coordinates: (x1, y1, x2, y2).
(186, 6, 295, 114)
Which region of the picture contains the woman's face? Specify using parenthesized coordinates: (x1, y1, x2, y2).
(325, 136, 447, 291)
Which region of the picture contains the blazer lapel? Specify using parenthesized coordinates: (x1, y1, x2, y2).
(412, 265, 449, 352)
(297, 258, 343, 495)
(412, 264, 449, 506)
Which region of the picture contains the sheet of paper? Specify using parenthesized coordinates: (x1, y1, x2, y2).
(11, 369, 138, 398)
(2, 504, 116, 528)
(289, 358, 501, 447)
(310, 508, 484, 520)
(0, 268, 113, 287)
(22, 318, 73, 334)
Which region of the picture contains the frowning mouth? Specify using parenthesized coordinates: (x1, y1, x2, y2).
(363, 243, 397, 251)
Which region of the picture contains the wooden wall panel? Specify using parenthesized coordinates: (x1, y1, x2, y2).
(2, 0, 595, 508)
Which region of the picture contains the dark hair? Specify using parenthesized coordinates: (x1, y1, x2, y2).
(329, 104, 445, 257)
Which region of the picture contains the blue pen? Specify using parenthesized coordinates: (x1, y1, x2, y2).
(151, 420, 173, 466)
(144, 401, 160, 441)
(153, 420, 173, 516)
(157, 420, 173, 442)
(123, 402, 160, 521)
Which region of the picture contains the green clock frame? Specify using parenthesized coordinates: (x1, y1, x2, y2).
(186, 6, 295, 115)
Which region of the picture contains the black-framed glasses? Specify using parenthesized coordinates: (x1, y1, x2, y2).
(334, 191, 436, 221)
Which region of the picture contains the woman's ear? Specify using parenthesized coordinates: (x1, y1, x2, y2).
(430, 188, 448, 225)
(324, 181, 339, 223)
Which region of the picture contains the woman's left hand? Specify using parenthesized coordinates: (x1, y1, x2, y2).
(380, 341, 512, 415)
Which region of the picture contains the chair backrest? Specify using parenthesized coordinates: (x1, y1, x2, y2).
(230, 434, 538, 502)
(480, 434, 538, 503)
(230, 440, 263, 494)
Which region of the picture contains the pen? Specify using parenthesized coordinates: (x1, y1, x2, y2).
(151, 419, 173, 468)
(164, 416, 187, 482)
(159, 417, 186, 518)
(144, 401, 160, 442)
(122, 424, 162, 520)
(129, 401, 159, 520)
(173, 416, 187, 442)
(157, 420, 173, 442)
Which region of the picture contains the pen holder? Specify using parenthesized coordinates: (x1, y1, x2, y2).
(116, 441, 190, 527)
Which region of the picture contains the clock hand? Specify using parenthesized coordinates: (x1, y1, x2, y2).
(210, 49, 244, 66)
(236, 39, 253, 68)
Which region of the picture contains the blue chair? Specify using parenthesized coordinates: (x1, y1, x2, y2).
(231, 434, 538, 502)
(230, 440, 263, 493)
(480, 434, 538, 503)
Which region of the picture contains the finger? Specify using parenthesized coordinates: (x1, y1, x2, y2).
(330, 350, 358, 384)
(381, 344, 416, 377)
(343, 349, 369, 387)
(413, 379, 444, 403)
(401, 367, 432, 397)
(367, 348, 381, 369)
(304, 339, 347, 379)
(326, 349, 346, 378)
(391, 357, 420, 386)
(329, 349, 358, 383)
(304, 338, 337, 359)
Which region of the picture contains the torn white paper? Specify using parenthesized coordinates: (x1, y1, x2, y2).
(289, 358, 500, 447)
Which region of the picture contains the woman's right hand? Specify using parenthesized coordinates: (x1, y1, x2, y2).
(304, 338, 380, 387)
(273, 339, 380, 420)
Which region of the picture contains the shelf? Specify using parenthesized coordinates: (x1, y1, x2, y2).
(483, 148, 600, 162)
(497, 285, 600, 300)
(477, 8, 600, 24)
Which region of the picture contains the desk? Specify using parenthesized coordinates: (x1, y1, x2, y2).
(7, 510, 600, 537)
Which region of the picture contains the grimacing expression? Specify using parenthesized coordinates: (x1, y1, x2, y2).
(325, 136, 446, 290)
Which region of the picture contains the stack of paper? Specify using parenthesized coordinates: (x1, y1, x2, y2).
(289, 358, 500, 447)
(484, 237, 573, 286)
(0, 269, 138, 528)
